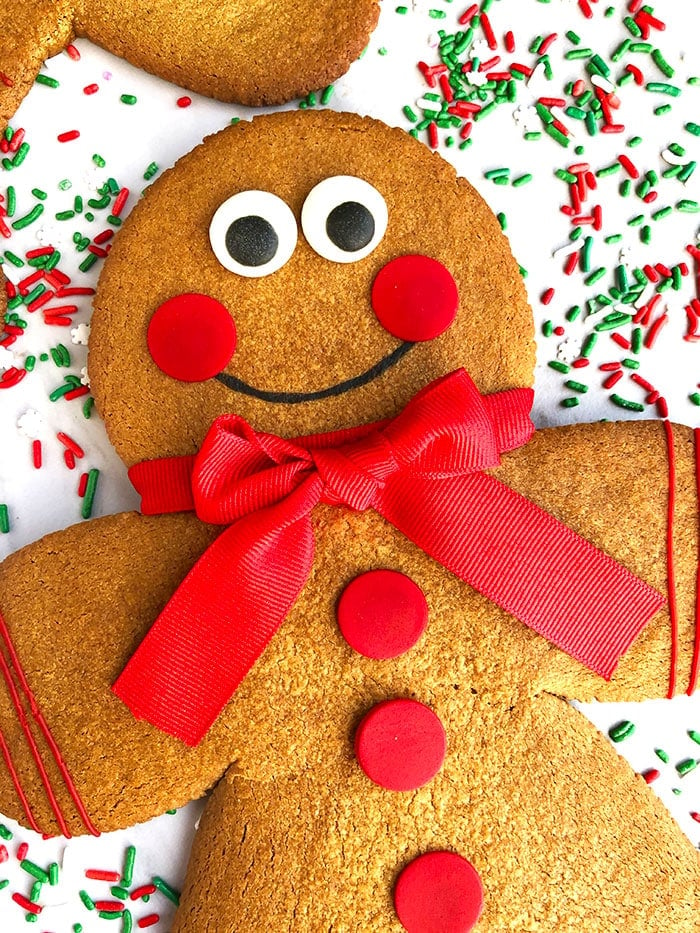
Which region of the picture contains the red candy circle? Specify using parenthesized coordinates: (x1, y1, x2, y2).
(371, 255, 459, 342)
(354, 699, 446, 791)
(337, 570, 428, 659)
(147, 293, 237, 383)
(394, 851, 484, 933)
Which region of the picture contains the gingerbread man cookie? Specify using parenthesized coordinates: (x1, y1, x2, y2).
(0, 0, 379, 125)
(0, 111, 698, 931)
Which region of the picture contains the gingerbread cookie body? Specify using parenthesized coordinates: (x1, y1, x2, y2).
(0, 111, 697, 931)
(0, 0, 379, 127)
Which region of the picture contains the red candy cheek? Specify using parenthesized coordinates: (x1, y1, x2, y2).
(147, 293, 237, 383)
(371, 255, 459, 342)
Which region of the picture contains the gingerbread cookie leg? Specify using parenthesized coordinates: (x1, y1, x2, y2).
(174, 691, 700, 932)
(491, 419, 699, 702)
(0, 0, 75, 133)
(0, 510, 249, 836)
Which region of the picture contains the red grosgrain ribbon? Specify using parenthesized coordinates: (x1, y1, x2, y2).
(115, 370, 664, 746)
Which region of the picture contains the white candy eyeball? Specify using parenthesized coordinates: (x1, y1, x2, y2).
(209, 190, 297, 278)
(301, 176, 388, 264)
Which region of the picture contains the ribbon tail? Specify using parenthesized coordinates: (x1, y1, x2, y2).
(379, 472, 665, 679)
(113, 478, 322, 746)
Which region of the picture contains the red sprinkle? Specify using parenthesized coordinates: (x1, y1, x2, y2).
(85, 869, 121, 882)
(94, 901, 125, 912)
(32, 440, 42, 470)
(57, 130, 80, 143)
(458, 4, 478, 25)
(643, 768, 661, 783)
(17, 842, 28, 861)
(541, 288, 555, 305)
(0, 844, 7, 862)
(428, 122, 438, 149)
(138, 915, 160, 928)
(66, 44, 81, 60)
(176, 95, 192, 108)
(57, 432, 84, 458)
(12, 892, 41, 915)
(504, 30, 515, 53)
(480, 12, 497, 49)
(603, 371, 623, 389)
(130, 884, 157, 900)
(83, 83, 99, 95)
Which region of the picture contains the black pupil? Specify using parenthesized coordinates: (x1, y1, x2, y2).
(326, 201, 375, 253)
(225, 215, 278, 267)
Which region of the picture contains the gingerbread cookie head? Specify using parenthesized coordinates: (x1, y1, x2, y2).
(89, 109, 535, 464)
(0, 0, 380, 129)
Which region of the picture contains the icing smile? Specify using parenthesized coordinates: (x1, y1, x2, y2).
(215, 341, 415, 404)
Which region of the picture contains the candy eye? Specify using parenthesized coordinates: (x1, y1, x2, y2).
(209, 190, 297, 277)
(301, 176, 388, 264)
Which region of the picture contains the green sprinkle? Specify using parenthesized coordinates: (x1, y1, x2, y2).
(79, 890, 95, 910)
(622, 16, 642, 37)
(679, 161, 697, 183)
(686, 122, 700, 137)
(548, 360, 570, 374)
(35, 74, 59, 88)
(609, 720, 635, 742)
(11, 204, 44, 230)
(98, 910, 124, 919)
(566, 30, 581, 45)
(622, 358, 640, 370)
(610, 394, 644, 412)
(0, 880, 8, 890)
(123, 911, 133, 933)
(655, 748, 670, 763)
(566, 305, 582, 322)
(79, 253, 98, 273)
(81, 469, 100, 520)
(429, 8, 446, 17)
(83, 397, 94, 419)
(629, 41, 652, 53)
(30, 880, 42, 902)
(512, 173, 532, 187)
(565, 48, 592, 61)
(0, 505, 9, 534)
(395, 4, 408, 11)
(92, 153, 106, 168)
(58, 178, 72, 190)
(677, 758, 698, 777)
(56, 210, 75, 221)
(20, 860, 49, 883)
(689, 393, 700, 407)
(631, 327, 643, 354)
(565, 380, 588, 393)
(122, 845, 136, 887)
(4, 250, 24, 267)
(646, 81, 681, 97)
(640, 225, 652, 244)
(581, 333, 597, 357)
(120, 93, 137, 105)
(655, 104, 672, 115)
(49, 862, 59, 885)
(0, 825, 12, 840)
(688, 730, 700, 745)
(25, 355, 36, 372)
(561, 397, 579, 408)
(484, 167, 510, 180)
(111, 885, 130, 900)
(144, 162, 159, 180)
(652, 206, 672, 221)
(677, 199, 700, 213)
(597, 163, 621, 178)
(651, 48, 674, 78)
(496, 212, 506, 231)
(524, 131, 542, 140)
(542, 320, 553, 338)
(584, 267, 607, 286)
(153, 876, 180, 906)
(628, 213, 644, 226)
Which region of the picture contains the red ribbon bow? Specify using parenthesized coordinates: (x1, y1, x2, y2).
(114, 370, 664, 746)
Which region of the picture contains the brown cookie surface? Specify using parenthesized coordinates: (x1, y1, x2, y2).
(0, 0, 380, 129)
(89, 110, 535, 465)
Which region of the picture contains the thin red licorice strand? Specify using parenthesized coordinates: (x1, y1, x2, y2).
(0, 616, 99, 836)
(0, 724, 41, 833)
(0, 638, 70, 836)
(663, 420, 679, 699)
(687, 427, 700, 695)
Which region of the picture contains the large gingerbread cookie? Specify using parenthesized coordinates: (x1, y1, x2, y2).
(0, 111, 698, 932)
(0, 0, 379, 124)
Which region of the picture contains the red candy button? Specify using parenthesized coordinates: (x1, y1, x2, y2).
(394, 851, 484, 933)
(371, 255, 458, 342)
(147, 292, 237, 383)
(337, 570, 428, 659)
(355, 698, 446, 791)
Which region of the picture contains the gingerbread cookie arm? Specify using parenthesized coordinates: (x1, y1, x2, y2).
(0, 510, 248, 836)
(492, 420, 698, 702)
(0, 0, 74, 133)
(173, 693, 700, 932)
